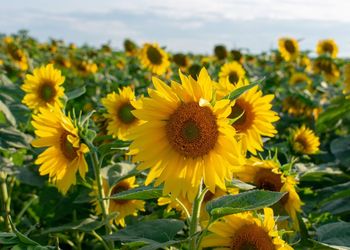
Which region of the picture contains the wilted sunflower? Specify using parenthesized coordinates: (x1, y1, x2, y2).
(278, 38, 299, 62)
(21, 64, 65, 112)
(31, 105, 89, 193)
(101, 87, 142, 141)
(216, 80, 279, 155)
(139, 43, 170, 75)
(218, 61, 246, 85)
(124, 39, 138, 56)
(92, 177, 145, 227)
(214, 45, 228, 60)
(316, 39, 338, 58)
(202, 208, 293, 250)
(313, 57, 340, 83)
(289, 72, 312, 87)
(291, 125, 320, 155)
(233, 157, 302, 225)
(129, 68, 244, 200)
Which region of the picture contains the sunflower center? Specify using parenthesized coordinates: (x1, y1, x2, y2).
(60, 132, 78, 161)
(229, 72, 239, 84)
(284, 40, 296, 54)
(147, 46, 163, 65)
(231, 224, 275, 250)
(230, 100, 252, 132)
(322, 43, 334, 54)
(118, 103, 136, 124)
(39, 82, 56, 102)
(111, 182, 130, 205)
(166, 102, 218, 158)
(294, 136, 309, 152)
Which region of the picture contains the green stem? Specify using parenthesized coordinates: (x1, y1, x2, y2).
(0, 172, 11, 231)
(87, 142, 114, 250)
(189, 183, 208, 250)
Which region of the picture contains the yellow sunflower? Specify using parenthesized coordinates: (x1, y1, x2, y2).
(297, 55, 312, 72)
(289, 72, 312, 86)
(291, 125, 320, 155)
(216, 80, 279, 155)
(172, 53, 190, 71)
(218, 61, 246, 85)
(8, 47, 28, 71)
(158, 195, 193, 219)
(343, 63, 350, 96)
(75, 60, 98, 75)
(282, 96, 320, 119)
(101, 87, 142, 141)
(129, 68, 244, 200)
(92, 177, 145, 227)
(202, 208, 293, 250)
(31, 105, 89, 194)
(313, 57, 340, 83)
(233, 157, 302, 226)
(278, 38, 299, 62)
(139, 43, 170, 75)
(316, 39, 338, 58)
(21, 64, 65, 112)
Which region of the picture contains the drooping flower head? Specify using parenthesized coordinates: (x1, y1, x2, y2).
(291, 125, 320, 155)
(22, 64, 65, 112)
(129, 68, 244, 200)
(216, 80, 279, 155)
(31, 105, 89, 193)
(202, 208, 293, 250)
(278, 37, 299, 62)
(101, 87, 142, 141)
(313, 57, 340, 83)
(139, 43, 170, 75)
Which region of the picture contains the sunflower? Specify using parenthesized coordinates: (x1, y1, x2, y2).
(298, 55, 312, 72)
(233, 157, 302, 226)
(139, 43, 170, 75)
(291, 125, 320, 155)
(31, 105, 89, 193)
(172, 53, 190, 71)
(21, 64, 65, 112)
(129, 68, 244, 200)
(278, 38, 299, 62)
(216, 80, 279, 155)
(123, 39, 138, 56)
(289, 72, 312, 86)
(343, 63, 350, 96)
(214, 45, 228, 60)
(313, 57, 340, 83)
(101, 87, 142, 141)
(157, 195, 193, 219)
(218, 62, 246, 85)
(201, 208, 293, 250)
(75, 60, 98, 75)
(316, 39, 338, 58)
(282, 96, 320, 119)
(7, 47, 28, 71)
(92, 177, 145, 227)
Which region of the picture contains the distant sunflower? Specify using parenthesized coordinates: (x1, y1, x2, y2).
(234, 157, 302, 226)
(313, 57, 340, 83)
(278, 38, 299, 62)
(101, 87, 142, 141)
(316, 39, 338, 58)
(92, 177, 145, 227)
(31, 105, 89, 194)
(282, 96, 320, 119)
(289, 72, 312, 86)
(202, 208, 293, 250)
(8, 47, 28, 71)
(129, 68, 244, 200)
(216, 80, 279, 155)
(139, 43, 170, 75)
(298, 55, 312, 72)
(291, 125, 320, 155)
(21, 64, 65, 112)
(124, 39, 138, 56)
(218, 61, 246, 85)
(214, 45, 228, 60)
(172, 53, 190, 71)
(75, 60, 98, 75)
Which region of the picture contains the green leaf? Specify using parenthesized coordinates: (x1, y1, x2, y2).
(226, 179, 255, 190)
(40, 217, 104, 234)
(104, 219, 184, 244)
(330, 136, 350, 167)
(0, 127, 32, 148)
(206, 190, 285, 219)
(66, 86, 86, 100)
(97, 140, 130, 157)
(224, 78, 263, 100)
(109, 185, 163, 200)
(101, 162, 137, 187)
(9, 218, 39, 246)
(0, 99, 16, 126)
(316, 222, 350, 249)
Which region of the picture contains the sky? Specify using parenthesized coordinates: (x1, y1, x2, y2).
(1, 0, 350, 56)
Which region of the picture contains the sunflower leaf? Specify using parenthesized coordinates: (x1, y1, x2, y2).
(108, 185, 163, 200)
(206, 190, 285, 220)
(40, 217, 104, 234)
(316, 222, 350, 249)
(66, 86, 86, 100)
(224, 78, 264, 101)
(0, 99, 16, 126)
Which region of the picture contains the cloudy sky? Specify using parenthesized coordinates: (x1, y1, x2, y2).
(1, 0, 350, 56)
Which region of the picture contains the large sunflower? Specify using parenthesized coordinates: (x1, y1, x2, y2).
(202, 208, 293, 250)
(31, 105, 89, 193)
(278, 38, 299, 62)
(218, 61, 246, 85)
(216, 80, 279, 155)
(129, 68, 244, 200)
(139, 43, 170, 75)
(101, 87, 142, 141)
(21, 64, 65, 112)
(92, 177, 145, 227)
(316, 39, 338, 58)
(233, 157, 302, 226)
(291, 125, 320, 155)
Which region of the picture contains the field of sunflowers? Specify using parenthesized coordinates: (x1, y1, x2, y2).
(0, 30, 349, 250)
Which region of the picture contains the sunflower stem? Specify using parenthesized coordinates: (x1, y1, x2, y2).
(0, 171, 11, 232)
(189, 183, 208, 250)
(87, 143, 114, 250)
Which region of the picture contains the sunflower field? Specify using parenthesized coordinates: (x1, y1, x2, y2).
(0, 31, 350, 250)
